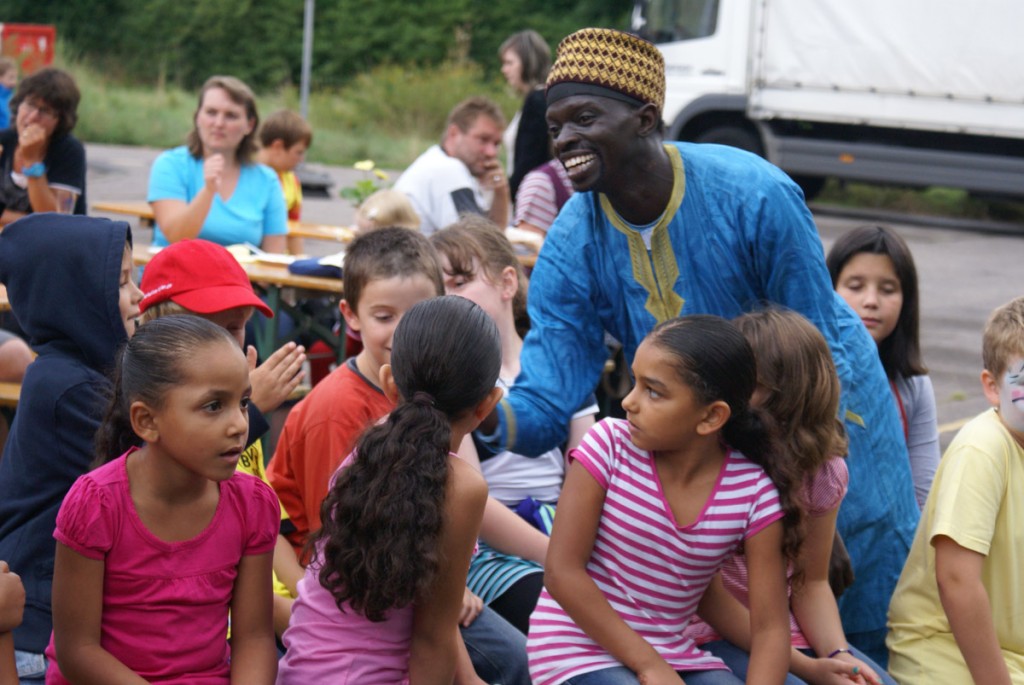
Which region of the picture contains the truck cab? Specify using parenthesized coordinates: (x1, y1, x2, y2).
(633, 0, 759, 150)
(634, 0, 1024, 201)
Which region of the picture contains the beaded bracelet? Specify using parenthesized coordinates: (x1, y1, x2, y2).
(827, 647, 852, 658)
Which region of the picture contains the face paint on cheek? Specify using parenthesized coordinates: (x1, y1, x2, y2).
(998, 359, 1024, 432)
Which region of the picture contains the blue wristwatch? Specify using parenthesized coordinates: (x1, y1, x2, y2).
(21, 162, 46, 178)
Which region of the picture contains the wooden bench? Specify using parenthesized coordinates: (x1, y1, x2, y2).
(0, 382, 22, 408)
(92, 200, 158, 228)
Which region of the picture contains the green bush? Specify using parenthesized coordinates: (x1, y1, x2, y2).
(816, 180, 1024, 223)
(73, 69, 195, 149)
(68, 57, 519, 170)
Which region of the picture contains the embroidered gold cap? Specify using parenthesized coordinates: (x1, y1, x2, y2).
(546, 28, 665, 113)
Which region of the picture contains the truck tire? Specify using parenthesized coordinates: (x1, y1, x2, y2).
(693, 125, 764, 157)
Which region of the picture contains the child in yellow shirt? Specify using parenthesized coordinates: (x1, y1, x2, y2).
(887, 296, 1024, 684)
(258, 110, 312, 255)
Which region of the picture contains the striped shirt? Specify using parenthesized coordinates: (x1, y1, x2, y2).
(527, 418, 783, 685)
(513, 160, 573, 233)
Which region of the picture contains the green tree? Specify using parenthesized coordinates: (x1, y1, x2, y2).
(3, 0, 629, 90)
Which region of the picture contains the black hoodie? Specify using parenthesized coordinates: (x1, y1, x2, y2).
(0, 214, 132, 653)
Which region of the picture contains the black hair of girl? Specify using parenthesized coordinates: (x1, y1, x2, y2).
(313, 295, 501, 622)
(647, 315, 805, 570)
(93, 315, 240, 467)
(825, 224, 926, 380)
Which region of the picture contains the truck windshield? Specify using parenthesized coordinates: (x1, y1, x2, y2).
(632, 0, 719, 43)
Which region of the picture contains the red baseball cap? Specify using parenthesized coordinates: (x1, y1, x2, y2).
(139, 240, 273, 318)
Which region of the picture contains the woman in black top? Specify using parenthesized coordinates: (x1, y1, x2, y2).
(0, 68, 85, 226)
(499, 30, 552, 200)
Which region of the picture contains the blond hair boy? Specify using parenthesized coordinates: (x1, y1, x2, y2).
(887, 296, 1024, 684)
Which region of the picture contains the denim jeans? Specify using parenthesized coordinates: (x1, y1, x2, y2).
(14, 650, 46, 685)
(461, 606, 530, 685)
(845, 628, 889, 670)
(701, 639, 897, 685)
(564, 665, 742, 684)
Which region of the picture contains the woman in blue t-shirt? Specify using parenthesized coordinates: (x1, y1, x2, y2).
(148, 75, 287, 251)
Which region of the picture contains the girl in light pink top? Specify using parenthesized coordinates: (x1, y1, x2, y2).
(277, 296, 504, 685)
(528, 315, 805, 685)
(686, 309, 891, 684)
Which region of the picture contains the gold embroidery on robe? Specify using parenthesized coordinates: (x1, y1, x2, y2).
(601, 145, 687, 323)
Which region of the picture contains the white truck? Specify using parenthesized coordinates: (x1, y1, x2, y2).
(632, 0, 1024, 199)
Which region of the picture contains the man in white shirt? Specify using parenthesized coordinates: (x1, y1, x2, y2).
(395, 96, 511, 235)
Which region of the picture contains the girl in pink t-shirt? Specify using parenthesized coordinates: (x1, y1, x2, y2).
(688, 309, 892, 684)
(47, 315, 279, 684)
(528, 315, 805, 685)
(277, 296, 504, 685)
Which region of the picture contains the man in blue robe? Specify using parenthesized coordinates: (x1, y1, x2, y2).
(488, 27, 918, 666)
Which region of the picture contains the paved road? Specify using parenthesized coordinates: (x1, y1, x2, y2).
(85, 143, 1023, 450)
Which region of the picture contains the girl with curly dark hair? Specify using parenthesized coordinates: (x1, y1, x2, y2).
(277, 295, 504, 685)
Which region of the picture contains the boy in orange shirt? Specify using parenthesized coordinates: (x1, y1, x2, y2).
(268, 227, 442, 555)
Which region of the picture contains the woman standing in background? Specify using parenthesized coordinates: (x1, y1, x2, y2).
(499, 30, 552, 201)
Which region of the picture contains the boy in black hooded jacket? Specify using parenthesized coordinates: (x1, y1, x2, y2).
(0, 214, 142, 680)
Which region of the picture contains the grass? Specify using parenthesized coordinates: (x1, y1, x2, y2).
(74, 69, 197, 150)
(816, 180, 1024, 224)
(69, 57, 519, 171)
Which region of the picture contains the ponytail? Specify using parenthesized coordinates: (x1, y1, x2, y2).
(316, 400, 451, 621)
(313, 296, 501, 620)
(91, 346, 142, 468)
(723, 404, 806, 581)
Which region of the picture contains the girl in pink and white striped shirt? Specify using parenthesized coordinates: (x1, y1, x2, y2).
(528, 315, 803, 685)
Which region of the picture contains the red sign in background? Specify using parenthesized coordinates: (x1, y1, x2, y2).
(0, 23, 56, 75)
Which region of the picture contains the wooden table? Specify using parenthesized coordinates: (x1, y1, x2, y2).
(92, 200, 158, 227)
(287, 222, 355, 243)
(94, 200, 355, 245)
(0, 382, 21, 408)
(134, 250, 346, 364)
